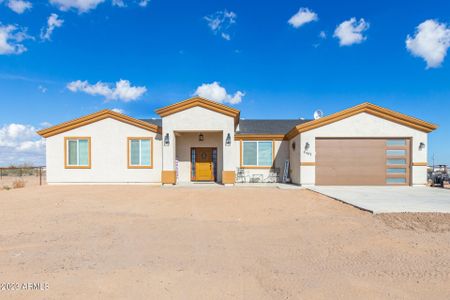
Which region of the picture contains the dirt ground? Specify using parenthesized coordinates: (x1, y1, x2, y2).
(1, 186, 450, 299)
(0, 175, 45, 189)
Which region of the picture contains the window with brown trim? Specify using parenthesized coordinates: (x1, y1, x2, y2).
(64, 137, 91, 169)
(127, 137, 153, 169)
(241, 141, 273, 168)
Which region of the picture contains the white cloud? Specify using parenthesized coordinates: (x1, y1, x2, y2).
(0, 24, 31, 55)
(6, 0, 32, 14)
(204, 10, 236, 40)
(40, 14, 64, 41)
(67, 79, 147, 102)
(288, 8, 318, 28)
(319, 31, 326, 39)
(49, 0, 105, 13)
(334, 17, 369, 46)
(38, 85, 48, 93)
(406, 19, 450, 69)
(0, 123, 45, 166)
(111, 0, 125, 7)
(111, 108, 124, 114)
(138, 0, 149, 7)
(194, 82, 244, 105)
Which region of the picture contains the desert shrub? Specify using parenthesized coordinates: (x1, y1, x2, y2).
(2, 185, 11, 191)
(12, 180, 26, 189)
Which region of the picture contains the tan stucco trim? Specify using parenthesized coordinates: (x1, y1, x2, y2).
(286, 102, 438, 140)
(161, 171, 176, 184)
(127, 137, 154, 169)
(412, 162, 428, 166)
(37, 110, 160, 138)
(222, 171, 235, 184)
(235, 134, 286, 141)
(64, 136, 91, 169)
(300, 162, 316, 166)
(155, 97, 240, 125)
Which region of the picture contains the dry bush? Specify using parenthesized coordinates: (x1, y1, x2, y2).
(12, 180, 26, 189)
(2, 185, 11, 191)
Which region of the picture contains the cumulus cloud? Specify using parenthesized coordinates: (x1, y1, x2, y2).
(111, 0, 125, 7)
(334, 17, 369, 46)
(194, 82, 244, 105)
(40, 14, 64, 41)
(319, 31, 326, 39)
(288, 8, 318, 28)
(67, 79, 147, 102)
(49, 0, 105, 13)
(111, 108, 124, 114)
(6, 0, 32, 14)
(406, 19, 450, 69)
(204, 10, 236, 40)
(138, 0, 149, 7)
(0, 123, 45, 166)
(0, 24, 31, 55)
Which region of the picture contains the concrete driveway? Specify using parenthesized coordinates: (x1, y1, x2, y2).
(308, 186, 450, 214)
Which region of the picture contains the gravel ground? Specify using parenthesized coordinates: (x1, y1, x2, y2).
(0, 185, 449, 299)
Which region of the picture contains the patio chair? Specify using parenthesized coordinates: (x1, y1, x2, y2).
(265, 168, 280, 183)
(236, 168, 248, 183)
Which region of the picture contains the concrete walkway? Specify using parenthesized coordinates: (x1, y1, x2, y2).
(308, 186, 450, 214)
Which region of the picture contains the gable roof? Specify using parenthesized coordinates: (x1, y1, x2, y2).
(286, 102, 438, 139)
(37, 109, 161, 138)
(238, 119, 311, 135)
(140, 118, 162, 127)
(155, 97, 240, 124)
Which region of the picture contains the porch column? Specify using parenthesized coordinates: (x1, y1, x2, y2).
(161, 129, 177, 184)
(222, 130, 236, 185)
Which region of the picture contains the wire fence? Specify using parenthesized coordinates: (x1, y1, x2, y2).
(0, 166, 46, 189)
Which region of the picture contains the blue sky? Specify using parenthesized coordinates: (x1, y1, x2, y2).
(0, 0, 449, 166)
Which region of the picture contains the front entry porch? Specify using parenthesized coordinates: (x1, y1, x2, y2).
(175, 132, 223, 184)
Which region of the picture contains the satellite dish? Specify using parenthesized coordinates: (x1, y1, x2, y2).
(313, 109, 324, 120)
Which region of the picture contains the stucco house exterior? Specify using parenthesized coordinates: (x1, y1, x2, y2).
(37, 97, 437, 186)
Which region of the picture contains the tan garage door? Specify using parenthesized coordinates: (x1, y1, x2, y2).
(316, 138, 410, 186)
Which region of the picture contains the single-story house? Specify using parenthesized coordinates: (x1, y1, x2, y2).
(37, 97, 437, 186)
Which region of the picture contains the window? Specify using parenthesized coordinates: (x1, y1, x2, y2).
(386, 149, 407, 156)
(386, 139, 406, 146)
(128, 137, 153, 168)
(387, 168, 406, 174)
(65, 137, 91, 168)
(242, 141, 273, 167)
(386, 177, 406, 184)
(387, 159, 406, 165)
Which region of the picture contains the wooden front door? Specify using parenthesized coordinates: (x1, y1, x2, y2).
(194, 148, 214, 181)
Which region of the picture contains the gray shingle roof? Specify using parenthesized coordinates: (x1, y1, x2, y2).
(140, 118, 162, 127)
(237, 119, 312, 134)
(140, 118, 312, 135)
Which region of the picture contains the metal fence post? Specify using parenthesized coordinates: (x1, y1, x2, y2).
(39, 167, 42, 186)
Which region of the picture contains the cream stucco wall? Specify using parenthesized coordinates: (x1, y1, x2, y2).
(288, 135, 301, 184)
(45, 118, 162, 184)
(161, 106, 238, 181)
(175, 132, 223, 183)
(298, 112, 429, 186)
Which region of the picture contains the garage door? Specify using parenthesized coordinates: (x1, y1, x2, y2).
(316, 138, 410, 186)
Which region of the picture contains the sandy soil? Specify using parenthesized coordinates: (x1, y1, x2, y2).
(0, 175, 46, 189)
(0, 185, 450, 299)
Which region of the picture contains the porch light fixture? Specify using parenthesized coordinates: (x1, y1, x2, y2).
(419, 142, 426, 150)
(292, 141, 296, 151)
(304, 142, 310, 152)
(164, 133, 170, 146)
(225, 133, 231, 146)
(199, 133, 204, 142)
